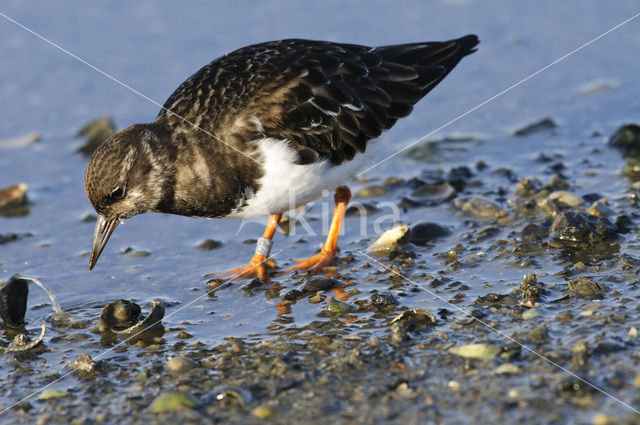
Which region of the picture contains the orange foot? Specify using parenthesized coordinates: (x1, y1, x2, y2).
(206, 254, 276, 281)
(283, 249, 337, 275)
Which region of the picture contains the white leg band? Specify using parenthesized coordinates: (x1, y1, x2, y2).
(254, 237, 273, 257)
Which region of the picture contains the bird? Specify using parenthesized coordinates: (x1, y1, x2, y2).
(85, 36, 479, 280)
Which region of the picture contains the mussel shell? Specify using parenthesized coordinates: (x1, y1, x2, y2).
(99, 299, 141, 329)
(112, 300, 164, 335)
(0, 275, 29, 326)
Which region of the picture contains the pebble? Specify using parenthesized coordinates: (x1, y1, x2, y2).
(198, 239, 223, 250)
(356, 185, 387, 198)
(454, 196, 504, 219)
(166, 356, 196, 373)
(76, 116, 116, 155)
(410, 181, 456, 204)
(327, 297, 357, 314)
(252, 406, 278, 419)
(409, 222, 451, 245)
(39, 389, 70, 400)
(547, 191, 583, 208)
(149, 391, 199, 413)
(513, 117, 557, 137)
(492, 363, 521, 375)
(608, 123, 640, 158)
(550, 211, 617, 244)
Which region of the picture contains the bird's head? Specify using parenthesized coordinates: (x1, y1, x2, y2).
(84, 124, 169, 270)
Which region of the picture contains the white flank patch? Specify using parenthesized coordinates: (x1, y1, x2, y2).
(227, 137, 378, 218)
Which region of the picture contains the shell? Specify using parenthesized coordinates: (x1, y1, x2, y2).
(0, 275, 29, 326)
(5, 323, 46, 352)
(112, 300, 165, 335)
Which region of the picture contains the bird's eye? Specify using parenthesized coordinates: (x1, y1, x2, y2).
(109, 187, 125, 200)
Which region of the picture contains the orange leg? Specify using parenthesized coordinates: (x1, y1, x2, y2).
(209, 214, 282, 281)
(284, 186, 351, 274)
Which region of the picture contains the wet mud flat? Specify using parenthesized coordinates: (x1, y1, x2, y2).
(2, 122, 640, 425)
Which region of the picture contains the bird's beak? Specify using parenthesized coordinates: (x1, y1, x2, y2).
(89, 215, 120, 271)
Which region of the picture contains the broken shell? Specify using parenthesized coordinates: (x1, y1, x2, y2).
(0, 131, 40, 149)
(567, 277, 606, 299)
(5, 323, 46, 352)
(98, 299, 141, 331)
(0, 183, 29, 216)
(367, 225, 409, 253)
(390, 308, 436, 326)
(0, 275, 29, 326)
(112, 300, 165, 335)
(211, 386, 253, 408)
(547, 191, 583, 208)
(449, 343, 500, 360)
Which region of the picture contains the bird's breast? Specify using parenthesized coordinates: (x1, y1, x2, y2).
(227, 137, 378, 219)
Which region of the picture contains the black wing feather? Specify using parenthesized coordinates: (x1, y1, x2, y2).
(157, 36, 479, 165)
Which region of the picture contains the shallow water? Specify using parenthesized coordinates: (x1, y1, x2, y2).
(1, 1, 640, 424)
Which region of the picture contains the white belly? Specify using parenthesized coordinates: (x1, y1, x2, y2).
(227, 137, 378, 218)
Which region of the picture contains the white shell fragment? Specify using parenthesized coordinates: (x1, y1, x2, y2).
(367, 225, 409, 253)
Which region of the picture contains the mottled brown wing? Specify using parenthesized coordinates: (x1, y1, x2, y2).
(157, 37, 478, 165)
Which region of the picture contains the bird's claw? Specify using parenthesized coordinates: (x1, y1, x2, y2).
(282, 249, 336, 275)
(206, 254, 277, 281)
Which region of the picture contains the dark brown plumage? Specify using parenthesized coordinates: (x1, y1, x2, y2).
(157, 36, 479, 165)
(84, 36, 479, 272)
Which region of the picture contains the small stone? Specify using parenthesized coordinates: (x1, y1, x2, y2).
(493, 363, 521, 375)
(177, 331, 193, 339)
(513, 117, 557, 137)
(252, 406, 278, 419)
(327, 297, 357, 314)
(592, 413, 618, 425)
(198, 239, 223, 250)
(302, 277, 339, 293)
(149, 391, 199, 413)
(410, 181, 456, 204)
(547, 191, 583, 208)
(588, 200, 613, 217)
(449, 343, 500, 360)
(39, 389, 70, 400)
(356, 185, 387, 198)
(346, 202, 377, 216)
(454, 196, 504, 219)
(409, 222, 451, 245)
(76, 116, 116, 155)
(522, 308, 540, 320)
(166, 356, 195, 373)
(516, 178, 542, 197)
(68, 353, 96, 376)
(568, 277, 606, 299)
(608, 123, 640, 158)
(550, 211, 617, 244)
(370, 292, 398, 309)
(518, 274, 543, 304)
(629, 326, 638, 339)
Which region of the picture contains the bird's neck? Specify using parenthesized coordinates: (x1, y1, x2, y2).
(149, 121, 264, 218)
